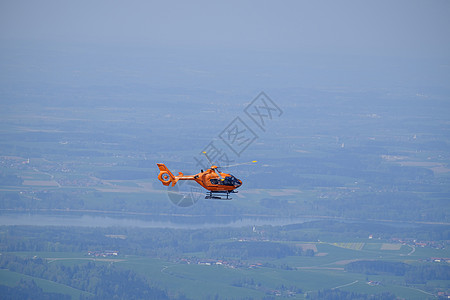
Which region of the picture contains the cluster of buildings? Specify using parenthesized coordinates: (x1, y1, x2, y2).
(0, 156, 30, 169)
(427, 257, 450, 263)
(87, 250, 119, 257)
(437, 291, 450, 299)
(390, 237, 447, 250)
(177, 257, 262, 269)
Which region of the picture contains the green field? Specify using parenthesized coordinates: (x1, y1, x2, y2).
(3, 236, 447, 299)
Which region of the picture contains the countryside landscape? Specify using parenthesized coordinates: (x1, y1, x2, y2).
(1, 2, 450, 299)
(1, 75, 449, 298)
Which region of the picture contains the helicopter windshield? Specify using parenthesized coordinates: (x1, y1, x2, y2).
(223, 175, 241, 186)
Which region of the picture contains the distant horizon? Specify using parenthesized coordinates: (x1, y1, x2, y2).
(1, 1, 450, 58)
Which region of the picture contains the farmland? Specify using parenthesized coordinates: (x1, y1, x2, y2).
(1, 220, 449, 299)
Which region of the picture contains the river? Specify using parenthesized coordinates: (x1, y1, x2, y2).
(0, 211, 318, 229)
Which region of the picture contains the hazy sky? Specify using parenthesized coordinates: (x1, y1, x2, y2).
(1, 0, 450, 59)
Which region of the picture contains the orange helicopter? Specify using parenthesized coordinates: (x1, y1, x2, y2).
(157, 152, 256, 200)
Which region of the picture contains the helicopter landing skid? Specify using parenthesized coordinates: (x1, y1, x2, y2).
(205, 190, 237, 200)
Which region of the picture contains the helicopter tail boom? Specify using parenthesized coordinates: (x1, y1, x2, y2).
(157, 163, 179, 186)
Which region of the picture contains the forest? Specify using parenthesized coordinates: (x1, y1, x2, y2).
(305, 289, 397, 300)
(0, 254, 178, 300)
(0, 279, 71, 300)
(345, 260, 450, 284)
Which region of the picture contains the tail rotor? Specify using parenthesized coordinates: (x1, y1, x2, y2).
(157, 163, 179, 186)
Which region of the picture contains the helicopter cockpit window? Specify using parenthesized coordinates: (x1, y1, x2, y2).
(222, 177, 231, 185)
(211, 176, 239, 186)
(228, 175, 241, 186)
(222, 176, 237, 186)
(210, 178, 220, 185)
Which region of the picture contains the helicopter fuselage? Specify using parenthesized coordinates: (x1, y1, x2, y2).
(193, 167, 242, 192)
(157, 163, 242, 193)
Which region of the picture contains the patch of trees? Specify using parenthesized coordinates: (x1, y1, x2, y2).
(0, 279, 70, 300)
(306, 288, 396, 300)
(345, 260, 450, 283)
(405, 264, 450, 284)
(0, 254, 172, 300)
(231, 277, 261, 288)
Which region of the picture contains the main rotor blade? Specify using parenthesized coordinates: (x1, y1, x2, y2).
(218, 161, 257, 168)
(202, 151, 213, 165)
